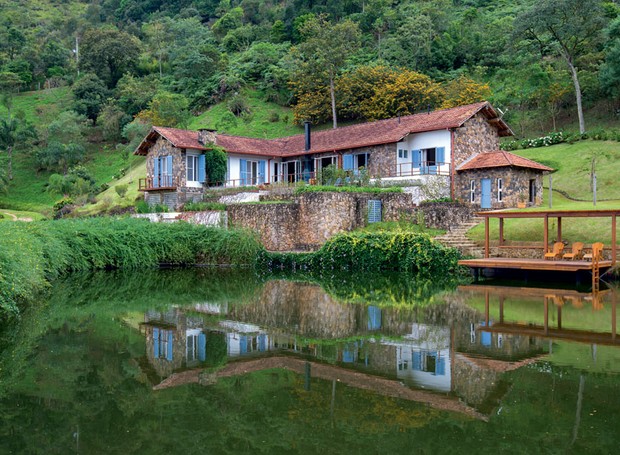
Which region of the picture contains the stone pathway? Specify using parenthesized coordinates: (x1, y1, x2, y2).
(0, 211, 33, 222)
(435, 216, 485, 258)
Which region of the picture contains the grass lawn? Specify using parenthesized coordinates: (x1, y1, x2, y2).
(0, 209, 46, 221)
(357, 221, 444, 237)
(517, 140, 620, 200)
(469, 189, 620, 245)
(0, 87, 72, 125)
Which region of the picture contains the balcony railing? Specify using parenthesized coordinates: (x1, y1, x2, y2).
(138, 176, 177, 191)
(396, 161, 451, 177)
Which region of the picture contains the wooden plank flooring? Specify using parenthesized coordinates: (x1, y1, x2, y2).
(458, 257, 611, 272)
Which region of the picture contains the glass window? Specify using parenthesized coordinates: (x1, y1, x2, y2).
(398, 149, 408, 159)
(497, 178, 503, 202)
(470, 180, 475, 203)
(187, 155, 199, 182)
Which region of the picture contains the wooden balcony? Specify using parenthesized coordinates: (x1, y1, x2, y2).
(138, 176, 177, 191)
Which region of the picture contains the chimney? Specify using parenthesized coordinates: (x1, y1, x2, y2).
(198, 128, 217, 146)
(304, 121, 311, 151)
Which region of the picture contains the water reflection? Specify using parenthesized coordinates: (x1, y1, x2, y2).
(140, 279, 568, 413)
(2, 270, 619, 454)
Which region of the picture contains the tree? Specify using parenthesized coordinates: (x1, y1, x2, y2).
(292, 16, 361, 128)
(0, 102, 36, 181)
(442, 75, 491, 109)
(72, 73, 110, 125)
(514, 0, 607, 134)
(137, 91, 190, 127)
(600, 18, 620, 101)
(80, 27, 141, 88)
(205, 147, 227, 185)
(36, 111, 88, 174)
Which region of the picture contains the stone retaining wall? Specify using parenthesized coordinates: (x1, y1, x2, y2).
(414, 202, 473, 230)
(228, 192, 414, 251)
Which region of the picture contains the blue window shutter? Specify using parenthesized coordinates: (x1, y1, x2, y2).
(368, 200, 382, 223)
(258, 160, 266, 184)
(436, 354, 446, 376)
(343, 154, 354, 170)
(412, 351, 422, 370)
(198, 154, 206, 183)
(153, 157, 160, 188)
(166, 156, 173, 186)
(167, 331, 173, 361)
(436, 147, 445, 164)
(198, 333, 206, 361)
(367, 305, 382, 330)
(239, 159, 247, 185)
(258, 334, 267, 352)
(240, 335, 248, 354)
(412, 149, 421, 167)
(153, 328, 159, 357)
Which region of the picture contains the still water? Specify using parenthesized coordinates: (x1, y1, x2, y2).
(1, 270, 618, 454)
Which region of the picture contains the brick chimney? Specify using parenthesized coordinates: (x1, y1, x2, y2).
(198, 128, 217, 146)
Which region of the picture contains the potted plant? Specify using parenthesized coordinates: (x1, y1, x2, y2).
(517, 192, 527, 208)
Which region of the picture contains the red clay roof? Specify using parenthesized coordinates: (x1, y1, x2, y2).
(135, 101, 512, 157)
(456, 150, 554, 172)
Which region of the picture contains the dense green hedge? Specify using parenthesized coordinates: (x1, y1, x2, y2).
(259, 231, 461, 274)
(294, 185, 402, 195)
(0, 218, 262, 320)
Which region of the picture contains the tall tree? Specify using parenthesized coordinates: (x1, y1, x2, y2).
(80, 27, 141, 88)
(292, 16, 361, 128)
(0, 74, 35, 181)
(514, 0, 607, 134)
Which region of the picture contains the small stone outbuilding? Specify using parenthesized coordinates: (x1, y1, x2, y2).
(454, 150, 553, 209)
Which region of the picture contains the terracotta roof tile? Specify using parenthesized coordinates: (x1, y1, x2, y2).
(456, 150, 554, 172)
(135, 101, 513, 157)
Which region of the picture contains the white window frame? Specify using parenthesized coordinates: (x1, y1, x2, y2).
(315, 155, 337, 170)
(398, 149, 409, 159)
(355, 152, 369, 170)
(470, 180, 476, 203)
(186, 153, 201, 187)
(497, 178, 503, 202)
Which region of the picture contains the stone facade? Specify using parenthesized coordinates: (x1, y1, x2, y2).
(454, 167, 545, 209)
(144, 136, 206, 209)
(227, 191, 415, 251)
(414, 202, 473, 230)
(452, 113, 501, 168)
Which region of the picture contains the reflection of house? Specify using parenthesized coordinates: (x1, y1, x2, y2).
(133, 102, 552, 210)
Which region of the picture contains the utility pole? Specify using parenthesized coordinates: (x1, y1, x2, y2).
(74, 35, 79, 77)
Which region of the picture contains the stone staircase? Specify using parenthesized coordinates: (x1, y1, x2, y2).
(435, 216, 485, 258)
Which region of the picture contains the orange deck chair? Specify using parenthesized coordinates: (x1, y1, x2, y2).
(583, 242, 604, 262)
(544, 242, 565, 260)
(563, 242, 584, 260)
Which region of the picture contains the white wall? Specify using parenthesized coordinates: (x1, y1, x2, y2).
(227, 154, 282, 186)
(396, 130, 452, 174)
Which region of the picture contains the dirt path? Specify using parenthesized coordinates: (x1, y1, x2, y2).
(153, 356, 488, 421)
(1, 211, 33, 222)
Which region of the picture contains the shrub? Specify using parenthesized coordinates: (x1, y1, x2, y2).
(152, 204, 169, 213)
(135, 200, 150, 214)
(182, 201, 227, 211)
(114, 184, 129, 198)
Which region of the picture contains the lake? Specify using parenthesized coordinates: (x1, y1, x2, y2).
(1, 269, 618, 454)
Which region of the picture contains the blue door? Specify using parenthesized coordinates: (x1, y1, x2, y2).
(481, 178, 491, 209)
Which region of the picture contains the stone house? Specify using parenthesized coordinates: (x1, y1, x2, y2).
(454, 150, 553, 209)
(134, 101, 549, 209)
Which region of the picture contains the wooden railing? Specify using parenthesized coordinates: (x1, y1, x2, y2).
(138, 176, 177, 191)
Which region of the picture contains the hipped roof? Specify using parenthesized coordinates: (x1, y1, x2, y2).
(134, 101, 512, 157)
(456, 150, 554, 172)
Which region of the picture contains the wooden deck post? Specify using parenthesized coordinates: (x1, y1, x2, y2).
(499, 218, 504, 246)
(612, 214, 617, 266)
(544, 297, 549, 335)
(557, 217, 562, 242)
(544, 215, 549, 253)
(485, 216, 490, 258)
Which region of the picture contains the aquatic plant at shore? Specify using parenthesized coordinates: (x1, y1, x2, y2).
(259, 231, 461, 275)
(0, 218, 262, 321)
(0, 219, 461, 322)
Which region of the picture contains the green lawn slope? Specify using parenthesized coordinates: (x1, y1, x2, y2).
(517, 140, 620, 201)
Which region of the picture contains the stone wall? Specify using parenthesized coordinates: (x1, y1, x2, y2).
(452, 113, 501, 168)
(414, 202, 473, 230)
(454, 167, 545, 209)
(228, 191, 414, 251)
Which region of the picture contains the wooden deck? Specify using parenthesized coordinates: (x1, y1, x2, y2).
(458, 257, 611, 272)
